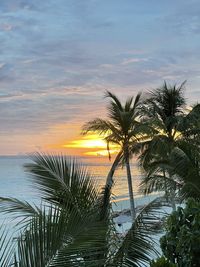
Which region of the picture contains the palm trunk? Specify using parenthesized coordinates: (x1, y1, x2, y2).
(125, 158, 136, 221)
(100, 151, 123, 220)
(106, 151, 123, 188)
(170, 187, 176, 212)
(163, 170, 169, 202)
(168, 172, 176, 211)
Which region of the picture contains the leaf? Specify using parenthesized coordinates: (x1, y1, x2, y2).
(112, 197, 167, 267)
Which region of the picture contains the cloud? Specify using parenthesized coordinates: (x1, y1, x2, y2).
(159, 1, 200, 35)
(0, 23, 14, 31)
(0, 84, 106, 136)
(121, 58, 148, 65)
(0, 0, 200, 155)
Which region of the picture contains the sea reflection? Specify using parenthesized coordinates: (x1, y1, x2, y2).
(0, 156, 142, 203)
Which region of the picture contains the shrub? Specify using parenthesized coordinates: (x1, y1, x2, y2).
(160, 198, 200, 267)
(150, 256, 177, 267)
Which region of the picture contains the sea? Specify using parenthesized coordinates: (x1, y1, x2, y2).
(0, 156, 162, 262)
(0, 155, 151, 211)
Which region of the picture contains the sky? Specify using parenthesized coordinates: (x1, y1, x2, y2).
(0, 0, 200, 156)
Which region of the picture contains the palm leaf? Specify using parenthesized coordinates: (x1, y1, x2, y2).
(11, 154, 115, 267)
(112, 197, 167, 267)
(0, 223, 16, 266)
(24, 153, 99, 213)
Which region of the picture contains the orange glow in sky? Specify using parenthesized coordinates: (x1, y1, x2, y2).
(63, 134, 119, 157)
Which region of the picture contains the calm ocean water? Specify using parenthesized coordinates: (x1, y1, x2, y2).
(0, 156, 160, 264)
(0, 156, 143, 204)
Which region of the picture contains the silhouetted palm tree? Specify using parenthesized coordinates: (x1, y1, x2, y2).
(82, 91, 145, 220)
(139, 82, 200, 207)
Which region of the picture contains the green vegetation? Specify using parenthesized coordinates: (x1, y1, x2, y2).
(160, 198, 200, 267)
(139, 82, 200, 205)
(82, 91, 147, 220)
(0, 81, 199, 266)
(150, 256, 177, 267)
(0, 154, 161, 266)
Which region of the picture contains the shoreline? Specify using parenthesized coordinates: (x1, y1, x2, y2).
(112, 193, 163, 212)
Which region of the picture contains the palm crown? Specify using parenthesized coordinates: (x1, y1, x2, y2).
(82, 91, 145, 220)
(82, 91, 142, 159)
(139, 82, 200, 203)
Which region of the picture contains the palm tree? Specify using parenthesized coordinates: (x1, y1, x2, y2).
(82, 91, 145, 220)
(139, 82, 200, 208)
(0, 153, 162, 267)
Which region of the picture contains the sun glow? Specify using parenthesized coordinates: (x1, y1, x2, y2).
(85, 149, 118, 156)
(63, 134, 119, 156)
(64, 139, 106, 149)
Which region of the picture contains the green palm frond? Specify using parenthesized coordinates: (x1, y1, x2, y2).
(140, 172, 182, 195)
(14, 203, 112, 267)
(15, 205, 65, 267)
(150, 81, 186, 116)
(105, 91, 124, 127)
(131, 92, 142, 116)
(82, 118, 112, 135)
(105, 91, 123, 111)
(125, 97, 134, 112)
(0, 223, 16, 267)
(24, 153, 99, 212)
(82, 119, 122, 141)
(112, 197, 166, 267)
(1, 154, 116, 267)
(167, 143, 200, 199)
(0, 197, 41, 228)
(139, 139, 200, 199)
(0, 153, 172, 267)
(143, 81, 186, 138)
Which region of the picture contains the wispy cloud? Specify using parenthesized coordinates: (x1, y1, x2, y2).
(121, 57, 148, 65)
(0, 0, 200, 154)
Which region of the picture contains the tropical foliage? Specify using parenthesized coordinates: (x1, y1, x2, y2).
(0, 82, 199, 266)
(160, 198, 200, 267)
(82, 91, 150, 220)
(150, 256, 177, 267)
(0, 153, 162, 267)
(138, 82, 200, 206)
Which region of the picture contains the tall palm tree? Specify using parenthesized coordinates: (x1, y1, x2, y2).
(139, 82, 200, 208)
(82, 91, 144, 220)
(0, 153, 162, 267)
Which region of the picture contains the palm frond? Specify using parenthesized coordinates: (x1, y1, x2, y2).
(131, 92, 142, 115)
(112, 197, 167, 267)
(105, 91, 123, 111)
(0, 197, 41, 229)
(0, 223, 16, 267)
(12, 154, 115, 267)
(82, 118, 113, 135)
(125, 97, 134, 112)
(139, 172, 182, 195)
(168, 143, 200, 199)
(24, 153, 99, 213)
(0, 197, 41, 218)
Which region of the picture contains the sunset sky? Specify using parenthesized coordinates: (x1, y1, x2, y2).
(0, 0, 200, 156)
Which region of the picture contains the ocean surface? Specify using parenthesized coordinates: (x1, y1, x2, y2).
(0, 156, 162, 262)
(0, 155, 144, 207)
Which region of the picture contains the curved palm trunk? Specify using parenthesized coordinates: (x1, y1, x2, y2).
(170, 180, 176, 212)
(125, 158, 136, 221)
(163, 170, 176, 211)
(163, 170, 169, 202)
(170, 191, 176, 211)
(106, 150, 123, 188)
(100, 151, 123, 219)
